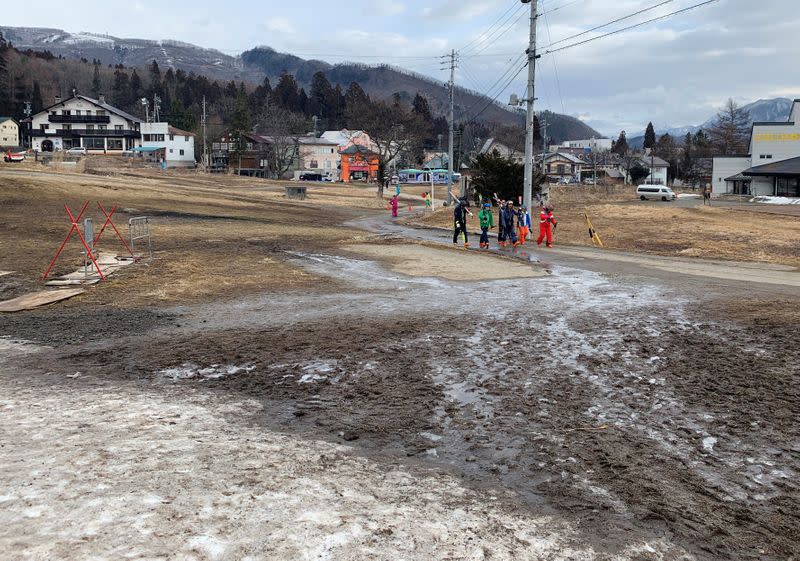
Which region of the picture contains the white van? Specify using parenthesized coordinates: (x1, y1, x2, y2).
(637, 185, 676, 201)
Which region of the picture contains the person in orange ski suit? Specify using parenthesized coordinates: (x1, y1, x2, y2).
(537, 205, 557, 248)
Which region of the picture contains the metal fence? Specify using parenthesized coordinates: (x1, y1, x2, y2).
(129, 217, 152, 259)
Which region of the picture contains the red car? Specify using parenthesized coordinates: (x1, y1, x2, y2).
(3, 151, 25, 163)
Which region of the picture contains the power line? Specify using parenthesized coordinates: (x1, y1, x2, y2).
(462, 4, 529, 57)
(541, 0, 566, 114)
(462, 59, 529, 124)
(542, 0, 721, 55)
(538, 0, 585, 17)
(460, 52, 527, 120)
(541, 0, 677, 50)
(459, 0, 520, 53)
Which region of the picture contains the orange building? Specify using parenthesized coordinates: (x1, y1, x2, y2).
(340, 144, 379, 182)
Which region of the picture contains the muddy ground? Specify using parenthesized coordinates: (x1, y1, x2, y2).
(1, 166, 798, 560)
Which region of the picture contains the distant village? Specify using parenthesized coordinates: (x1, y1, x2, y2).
(2, 92, 799, 198)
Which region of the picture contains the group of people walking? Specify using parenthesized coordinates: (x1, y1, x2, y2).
(454, 197, 557, 250)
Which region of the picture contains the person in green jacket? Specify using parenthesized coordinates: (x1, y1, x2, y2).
(478, 202, 494, 249)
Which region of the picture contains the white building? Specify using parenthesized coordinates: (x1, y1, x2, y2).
(295, 136, 340, 179)
(559, 138, 612, 152)
(25, 94, 141, 153)
(0, 117, 20, 148)
(712, 99, 800, 197)
(140, 122, 196, 166)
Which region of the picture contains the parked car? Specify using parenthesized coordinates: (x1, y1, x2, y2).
(3, 151, 25, 163)
(636, 185, 676, 201)
(299, 172, 324, 181)
(66, 147, 88, 156)
(557, 177, 570, 185)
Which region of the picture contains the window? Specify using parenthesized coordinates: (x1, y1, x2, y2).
(169, 134, 175, 141)
(95, 110, 106, 116)
(85, 137, 105, 150)
(62, 110, 71, 116)
(185, 136, 190, 142)
(87, 125, 95, 131)
(179, 149, 184, 156)
(99, 125, 107, 131)
(331, 148, 334, 154)
(115, 125, 123, 131)
(62, 124, 71, 131)
(310, 159, 318, 168)
(169, 149, 173, 153)
(85, 110, 92, 116)
(40, 124, 49, 132)
(775, 177, 800, 197)
(107, 139, 123, 150)
(324, 160, 332, 169)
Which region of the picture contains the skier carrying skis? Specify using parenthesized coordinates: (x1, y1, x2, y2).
(501, 201, 519, 248)
(537, 205, 557, 248)
(517, 206, 531, 244)
(478, 202, 494, 249)
(453, 197, 470, 248)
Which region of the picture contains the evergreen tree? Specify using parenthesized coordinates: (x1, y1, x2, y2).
(0, 31, 9, 115)
(273, 72, 300, 112)
(91, 62, 102, 98)
(31, 81, 43, 113)
(148, 60, 162, 96)
(111, 69, 130, 107)
(643, 122, 656, 150)
(298, 88, 309, 115)
(411, 92, 432, 122)
(129, 69, 143, 102)
(612, 130, 629, 155)
(308, 71, 333, 118)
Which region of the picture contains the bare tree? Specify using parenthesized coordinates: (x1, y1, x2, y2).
(708, 98, 750, 156)
(353, 100, 428, 198)
(255, 105, 308, 179)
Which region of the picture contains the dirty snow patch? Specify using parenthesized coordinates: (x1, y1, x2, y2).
(158, 363, 255, 381)
(750, 196, 800, 205)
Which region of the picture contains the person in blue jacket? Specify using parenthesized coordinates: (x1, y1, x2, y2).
(501, 201, 519, 248)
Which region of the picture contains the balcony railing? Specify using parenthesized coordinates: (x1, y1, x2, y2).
(61, 128, 141, 138)
(48, 114, 111, 124)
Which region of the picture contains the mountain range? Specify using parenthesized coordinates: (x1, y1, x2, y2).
(628, 98, 796, 148)
(0, 26, 601, 142)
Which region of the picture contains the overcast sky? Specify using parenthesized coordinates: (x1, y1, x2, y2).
(4, 0, 798, 135)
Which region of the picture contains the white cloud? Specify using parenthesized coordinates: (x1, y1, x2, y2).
(264, 16, 295, 35)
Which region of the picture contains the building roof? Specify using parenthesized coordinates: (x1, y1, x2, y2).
(0, 116, 16, 123)
(742, 156, 800, 177)
(168, 125, 195, 137)
(297, 136, 339, 145)
(637, 155, 669, 168)
(724, 173, 751, 182)
(26, 94, 142, 124)
(340, 143, 377, 155)
(545, 152, 584, 164)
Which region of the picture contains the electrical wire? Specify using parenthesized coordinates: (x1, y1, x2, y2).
(541, 0, 677, 50)
(462, 3, 528, 56)
(542, 0, 721, 55)
(462, 58, 529, 124)
(459, 0, 521, 53)
(541, 0, 566, 114)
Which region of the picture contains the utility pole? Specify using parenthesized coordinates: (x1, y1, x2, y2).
(201, 96, 208, 171)
(522, 0, 538, 215)
(444, 49, 458, 205)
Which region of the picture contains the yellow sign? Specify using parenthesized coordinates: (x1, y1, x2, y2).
(754, 133, 800, 142)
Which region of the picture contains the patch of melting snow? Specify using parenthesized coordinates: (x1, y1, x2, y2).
(158, 363, 256, 381)
(188, 535, 227, 560)
(702, 436, 717, 452)
(299, 373, 328, 384)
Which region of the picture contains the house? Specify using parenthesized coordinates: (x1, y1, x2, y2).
(712, 99, 800, 197)
(539, 152, 584, 181)
(212, 132, 300, 178)
(140, 122, 195, 166)
(296, 136, 340, 179)
(321, 129, 374, 151)
(340, 143, 379, 182)
(479, 138, 523, 163)
(24, 94, 142, 153)
(634, 154, 669, 185)
(557, 138, 612, 152)
(0, 117, 20, 148)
